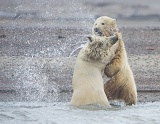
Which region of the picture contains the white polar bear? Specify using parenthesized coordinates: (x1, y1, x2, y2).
(71, 35, 119, 106)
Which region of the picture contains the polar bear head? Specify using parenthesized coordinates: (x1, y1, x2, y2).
(84, 35, 119, 61)
(92, 16, 119, 37)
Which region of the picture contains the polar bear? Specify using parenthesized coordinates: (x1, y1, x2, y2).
(92, 16, 119, 37)
(70, 35, 119, 106)
(92, 16, 137, 105)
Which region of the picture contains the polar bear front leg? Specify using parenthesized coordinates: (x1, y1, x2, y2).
(104, 39, 124, 78)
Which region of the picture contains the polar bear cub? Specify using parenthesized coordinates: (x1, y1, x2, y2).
(70, 35, 119, 106)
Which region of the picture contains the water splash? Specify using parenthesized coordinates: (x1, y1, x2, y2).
(0, 0, 95, 102)
(69, 43, 85, 57)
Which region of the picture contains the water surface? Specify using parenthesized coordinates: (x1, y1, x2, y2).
(0, 102, 159, 124)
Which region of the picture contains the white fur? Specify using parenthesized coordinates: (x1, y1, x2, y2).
(71, 48, 110, 106)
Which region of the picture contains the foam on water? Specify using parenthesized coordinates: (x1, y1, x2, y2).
(0, 102, 160, 124)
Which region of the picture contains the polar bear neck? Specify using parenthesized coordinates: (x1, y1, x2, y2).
(76, 50, 108, 75)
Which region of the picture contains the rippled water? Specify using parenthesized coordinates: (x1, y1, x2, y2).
(0, 102, 160, 124)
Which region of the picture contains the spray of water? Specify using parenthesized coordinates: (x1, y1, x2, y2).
(68, 43, 86, 58)
(0, 0, 95, 102)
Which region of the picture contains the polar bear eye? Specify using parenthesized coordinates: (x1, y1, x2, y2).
(101, 23, 105, 25)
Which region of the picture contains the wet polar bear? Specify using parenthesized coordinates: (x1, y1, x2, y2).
(70, 35, 119, 106)
(92, 16, 137, 105)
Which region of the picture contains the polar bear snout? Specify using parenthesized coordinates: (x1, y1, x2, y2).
(94, 28, 102, 36)
(94, 28, 99, 32)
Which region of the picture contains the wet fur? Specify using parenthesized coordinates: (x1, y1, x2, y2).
(71, 36, 117, 106)
(93, 16, 137, 105)
(104, 34, 137, 105)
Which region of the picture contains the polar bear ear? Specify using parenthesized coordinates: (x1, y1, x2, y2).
(111, 19, 116, 25)
(87, 36, 93, 42)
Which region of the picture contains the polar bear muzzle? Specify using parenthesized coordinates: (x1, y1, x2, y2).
(94, 28, 103, 36)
